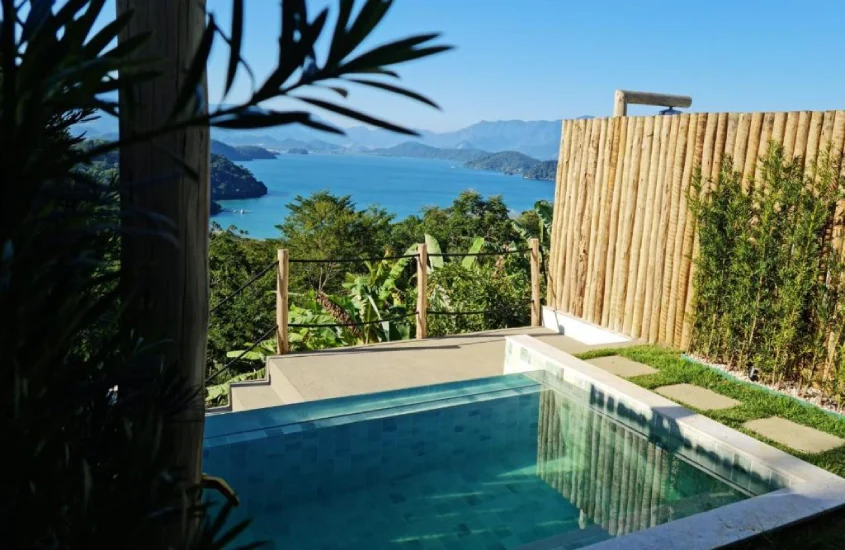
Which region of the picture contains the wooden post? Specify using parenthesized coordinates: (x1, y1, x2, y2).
(276, 249, 289, 354)
(614, 89, 692, 117)
(416, 243, 428, 339)
(116, 0, 209, 515)
(613, 90, 627, 117)
(530, 238, 541, 326)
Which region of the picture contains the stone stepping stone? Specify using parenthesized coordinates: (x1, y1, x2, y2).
(587, 355, 657, 378)
(743, 417, 844, 454)
(655, 383, 741, 411)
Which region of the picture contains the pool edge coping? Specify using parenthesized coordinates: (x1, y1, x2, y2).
(504, 334, 845, 550)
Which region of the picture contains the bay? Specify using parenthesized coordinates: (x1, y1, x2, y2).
(213, 153, 555, 239)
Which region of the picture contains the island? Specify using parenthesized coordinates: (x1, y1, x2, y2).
(210, 154, 268, 200)
(286, 148, 309, 155)
(463, 151, 541, 175)
(369, 141, 488, 163)
(211, 139, 277, 161)
(523, 160, 557, 181)
(76, 141, 268, 216)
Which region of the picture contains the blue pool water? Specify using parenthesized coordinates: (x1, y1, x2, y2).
(212, 154, 556, 239)
(204, 373, 772, 549)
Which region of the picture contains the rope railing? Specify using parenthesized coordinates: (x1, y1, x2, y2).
(208, 238, 543, 391)
(427, 248, 530, 259)
(206, 323, 278, 383)
(209, 259, 278, 315)
(289, 253, 419, 264)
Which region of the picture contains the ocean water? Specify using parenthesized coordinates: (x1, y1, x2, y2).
(213, 154, 556, 239)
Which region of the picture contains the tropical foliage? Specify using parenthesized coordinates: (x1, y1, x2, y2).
(2, 0, 451, 546)
(689, 145, 845, 401)
(208, 193, 548, 406)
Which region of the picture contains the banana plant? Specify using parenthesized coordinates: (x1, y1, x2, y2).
(423, 234, 486, 272)
(340, 252, 415, 343)
(512, 199, 553, 250)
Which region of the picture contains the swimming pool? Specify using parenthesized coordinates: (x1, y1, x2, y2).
(203, 357, 784, 548)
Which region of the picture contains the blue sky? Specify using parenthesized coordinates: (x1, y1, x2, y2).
(114, 1, 845, 132)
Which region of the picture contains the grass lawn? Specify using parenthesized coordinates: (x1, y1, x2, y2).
(576, 345, 845, 477)
(576, 345, 845, 549)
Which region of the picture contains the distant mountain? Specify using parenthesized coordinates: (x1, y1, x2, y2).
(211, 140, 276, 161)
(421, 120, 563, 160)
(464, 151, 541, 175)
(235, 145, 276, 159)
(523, 160, 557, 181)
(370, 141, 489, 163)
(212, 118, 564, 158)
(73, 111, 572, 159)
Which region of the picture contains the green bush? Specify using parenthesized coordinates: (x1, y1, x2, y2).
(690, 144, 845, 401)
(428, 261, 531, 336)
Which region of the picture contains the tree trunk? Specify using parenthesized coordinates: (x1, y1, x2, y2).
(116, 0, 209, 523)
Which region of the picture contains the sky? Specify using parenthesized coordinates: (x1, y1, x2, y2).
(101, 0, 845, 133)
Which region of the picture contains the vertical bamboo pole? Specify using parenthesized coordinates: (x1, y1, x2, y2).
(673, 114, 706, 346)
(416, 243, 428, 339)
(771, 111, 787, 145)
(549, 120, 573, 309)
(276, 249, 289, 354)
(641, 116, 670, 337)
(732, 113, 752, 191)
(710, 112, 729, 180)
(823, 111, 845, 383)
(595, 118, 623, 324)
(584, 118, 609, 322)
(724, 112, 740, 167)
(602, 117, 632, 326)
(742, 112, 764, 185)
(805, 110, 824, 178)
(531, 238, 541, 326)
(794, 111, 812, 169)
(681, 113, 718, 349)
(831, 111, 845, 255)
(625, 116, 655, 335)
(612, 117, 645, 332)
(562, 120, 587, 312)
(753, 112, 775, 184)
(820, 110, 837, 153)
(783, 111, 799, 161)
(648, 115, 681, 342)
(574, 121, 601, 315)
(658, 115, 690, 343)
(632, 116, 662, 338)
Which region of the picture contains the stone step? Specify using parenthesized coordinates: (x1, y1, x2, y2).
(743, 417, 844, 454)
(586, 355, 657, 378)
(655, 383, 741, 411)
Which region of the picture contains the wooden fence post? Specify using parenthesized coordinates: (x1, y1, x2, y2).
(613, 90, 627, 117)
(416, 243, 428, 339)
(276, 249, 289, 354)
(530, 238, 541, 326)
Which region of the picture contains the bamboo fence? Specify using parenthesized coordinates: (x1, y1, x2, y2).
(547, 110, 845, 349)
(536, 391, 740, 536)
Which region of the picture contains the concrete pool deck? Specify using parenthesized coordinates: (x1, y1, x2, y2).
(228, 326, 640, 411)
